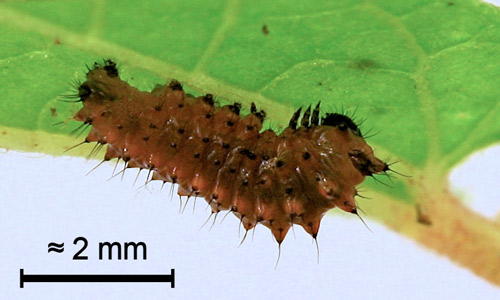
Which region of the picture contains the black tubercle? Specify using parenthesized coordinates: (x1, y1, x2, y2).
(239, 148, 257, 160)
(250, 102, 257, 114)
(78, 83, 92, 101)
(229, 102, 242, 115)
(168, 80, 183, 91)
(289, 107, 302, 130)
(250, 102, 266, 123)
(103, 59, 118, 77)
(311, 102, 321, 126)
(289, 102, 322, 130)
(322, 113, 362, 136)
(203, 94, 214, 106)
(301, 105, 311, 128)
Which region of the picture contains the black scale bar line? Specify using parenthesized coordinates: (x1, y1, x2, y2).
(20, 269, 175, 288)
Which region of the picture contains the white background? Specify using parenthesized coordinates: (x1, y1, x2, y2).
(0, 146, 499, 300)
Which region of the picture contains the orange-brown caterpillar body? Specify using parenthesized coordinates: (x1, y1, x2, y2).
(73, 60, 389, 244)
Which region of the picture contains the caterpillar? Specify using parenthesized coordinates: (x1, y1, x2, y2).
(70, 59, 389, 246)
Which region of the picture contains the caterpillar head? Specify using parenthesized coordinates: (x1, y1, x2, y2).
(320, 113, 389, 178)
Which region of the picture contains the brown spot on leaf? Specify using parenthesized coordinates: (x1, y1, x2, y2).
(349, 59, 378, 70)
(416, 204, 432, 226)
(262, 24, 269, 35)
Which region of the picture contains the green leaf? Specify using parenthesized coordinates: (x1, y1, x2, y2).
(2, 0, 500, 285)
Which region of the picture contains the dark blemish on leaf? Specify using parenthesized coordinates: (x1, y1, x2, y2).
(262, 24, 269, 35)
(349, 59, 378, 70)
(416, 204, 432, 226)
(50, 108, 58, 117)
(448, 2, 454, 6)
(54, 38, 61, 45)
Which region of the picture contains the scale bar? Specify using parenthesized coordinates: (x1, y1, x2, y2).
(20, 269, 175, 288)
